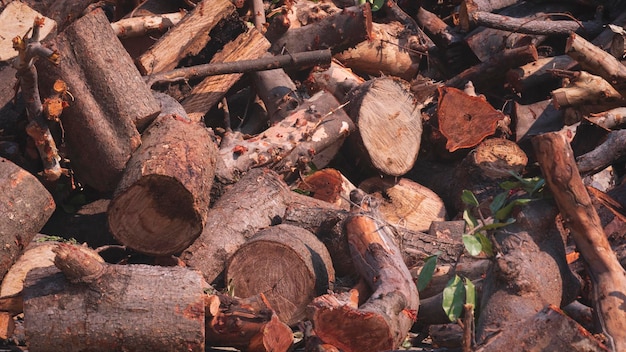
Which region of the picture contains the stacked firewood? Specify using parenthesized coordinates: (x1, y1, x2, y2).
(0, 0, 626, 350)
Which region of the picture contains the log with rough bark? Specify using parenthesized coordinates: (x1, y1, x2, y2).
(36, 8, 160, 192)
(135, 0, 235, 75)
(205, 292, 293, 352)
(23, 243, 207, 352)
(181, 27, 270, 120)
(269, 4, 372, 55)
(181, 168, 338, 284)
(0, 158, 55, 281)
(226, 224, 335, 325)
(252, 54, 300, 125)
(108, 114, 217, 256)
(216, 90, 354, 183)
(476, 305, 608, 352)
(533, 131, 626, 351)
(343, 76, 423, 176)
(307, 189, 420, 352)
(476, 200, 581, 343)
(333, 21, 421, 81)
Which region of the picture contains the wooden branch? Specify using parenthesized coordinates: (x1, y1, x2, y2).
(305, 60, 364, 102)
(24, 243, 207, 351)
(181, 27, 270, 119)
(217, 90, 354, 183)
(532, 131, 626, 352)
(12, 17, 62, 180)
(111, 12, 184, 38)
(445, 44, 538, 90)
(308, 190, 420, 352)
(565, 33, 626, 93)
(506, 55, 577, 93)
(576, 129, 626, 175)
(459, 0, 519, 31)
(415, 7, 464, 49)
(464, 11, 603, 36)
(587, 107, 626, 129)
(146, 49, 331, 87)
(136, 0, 236, 75)
(550, 70, 624, 109)
(108, 114, 218, 256)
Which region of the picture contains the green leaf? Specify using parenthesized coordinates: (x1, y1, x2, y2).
(475, 232, 493, 257)
(463, 209, 478, 229)
(461, 190, 479, 207)
(370, 0, 384, 11)
(481, 218, 515, 230)
(489, 191, 508, 215)
(495, 198, 532, 220)
(417, 253, 440, 291)
(464, 278, 476, 308)
(462, 234, 482, 256)
(442, 275, 465, 322)
(499, 180, 519, 191)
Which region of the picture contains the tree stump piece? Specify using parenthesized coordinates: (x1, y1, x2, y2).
(36, 8, 160, 192)
(108, 114, 217, 256)
(23, 244, 206, 352)
(226, 224, 335, 325)
(0, 158, 55, 281)
(344, 77, 423, 176)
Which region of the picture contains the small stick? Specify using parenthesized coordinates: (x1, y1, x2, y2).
(145, 49, 332, 87)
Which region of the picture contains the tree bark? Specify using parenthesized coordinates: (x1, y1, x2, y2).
(307, 190, 420, 352)
(344, 76, 423, 176)
(217, 90, 354, 183)
(226, 224, 335, 325)
(476, 305, 608, 352)
(108, 114, 217, 256)
(23, 243, 207, 352)
(476, 200, 581, 343)
(0, 158, 55, 281)
(135, 0, 236, 75)
(533, 131, 626, 352)
(36, 8, 160, 192)
(269, 4, 372, 55)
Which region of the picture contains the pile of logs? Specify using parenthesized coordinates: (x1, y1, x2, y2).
(1, 0, 626, 350)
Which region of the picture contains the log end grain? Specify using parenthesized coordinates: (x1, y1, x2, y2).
(347, 77, 422, 176)
(226, 224, 335, 326)
(108, 175, 203, 256)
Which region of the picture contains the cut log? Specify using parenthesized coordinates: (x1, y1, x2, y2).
(108, 114, 218, 256)
(436, 86, 508, 152)
(514, 99, 563, 143)
(226, 224, 335, 325)
(506, 55, 577, 94)
(181, 168, 292, 283)
(135, 0, 236, 75)
(550, 70, 624, 110)
(36, 8, 160, 192)
(217, 90, 354, 183)
(359, 177, 446, 233)
(0, 158, 55, 281)
(576, 129, 626, 176)
(269, 4, 372, 55)
(476, 200, 581, 342)
(252, 54, 300, 125)
(308, 189, 420, 352)
(533, 131, 626, 351)
(23, 243, 207, 352)
(344, 76, 423, 176)
(206, 293, 293, 352)
(305, 60, 364, 102)
(334, 21, 421, 80)
(0, 2, 56, 62)
(181, 27, 271, 119)
(0, 239, 57, 297)
(475, 305, 608, 352)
